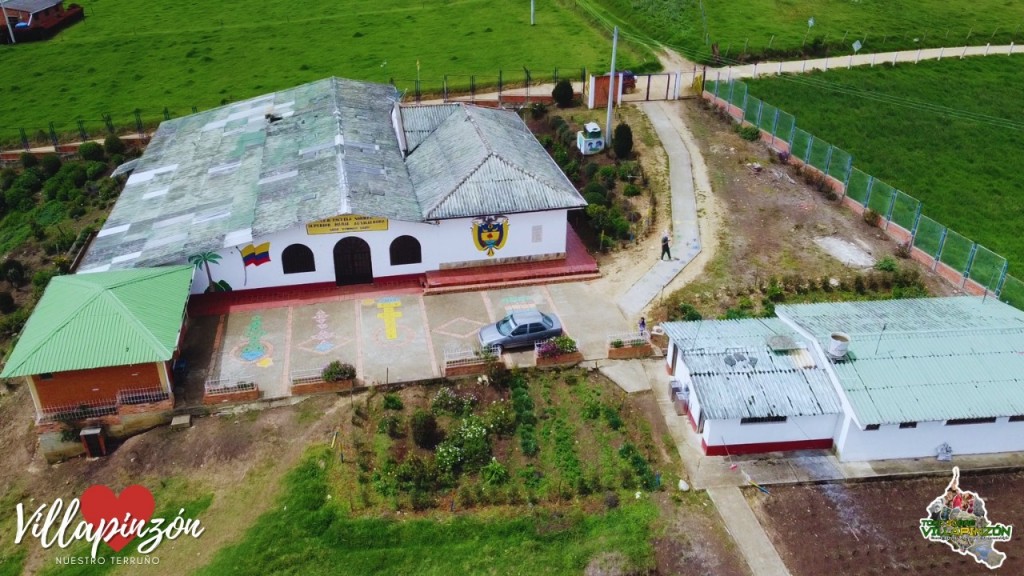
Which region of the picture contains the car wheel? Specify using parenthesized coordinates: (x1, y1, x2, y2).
(493, 345, 503, 357)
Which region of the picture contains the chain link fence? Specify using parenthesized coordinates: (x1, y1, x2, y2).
(703, 76, 1019, 306)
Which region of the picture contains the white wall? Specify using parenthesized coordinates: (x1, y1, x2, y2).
(189, 210, 568, 294)
(703, 414, 839, 449)
(836, 418, 1024, 462)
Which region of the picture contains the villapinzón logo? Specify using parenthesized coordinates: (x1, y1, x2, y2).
(14, 484, 204, 564)
(919, 467, 1012, 569)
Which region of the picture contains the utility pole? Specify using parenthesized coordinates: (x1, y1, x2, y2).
(605, 26, 618, 151)
(1, 0, 16, 45)
(530, 0, 535, 25)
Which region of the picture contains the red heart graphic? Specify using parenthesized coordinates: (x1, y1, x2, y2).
(79, 485, 155, 552)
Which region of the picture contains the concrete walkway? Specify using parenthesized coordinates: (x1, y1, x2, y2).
(707, 487, 792, 576)
(617, 100, 704, 316)
(709, 44, 1020, 82)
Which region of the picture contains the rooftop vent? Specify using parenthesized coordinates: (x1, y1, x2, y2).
(827, 332, 850, 359)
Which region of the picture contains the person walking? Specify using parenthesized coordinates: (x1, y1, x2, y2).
(660, 231, 672, 260)
(638, 317, 647, 337)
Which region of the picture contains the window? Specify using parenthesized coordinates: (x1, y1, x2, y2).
(532, 225, 543, 243)
(865, 424, 880, 431)
(899, 422, 917, 429)
(1009, 415, 1024, 422)
(281, 244, 315, 274)
(740, 416, 787, 425)
(40, 373, 54, 380)
(946, 417, 997, 426)
(528, 323, 546, 334)
(389, 235, 421, 266)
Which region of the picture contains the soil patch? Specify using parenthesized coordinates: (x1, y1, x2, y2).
(747, 472, 1024, 575)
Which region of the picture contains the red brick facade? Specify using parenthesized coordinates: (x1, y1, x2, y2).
(608, 343, 654, 360)
(32, 362, 164, 410)
(535, 351, 584, 367)
(290, 379, 356, 395)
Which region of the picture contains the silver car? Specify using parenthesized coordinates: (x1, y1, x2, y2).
(478, 310, 563, 354)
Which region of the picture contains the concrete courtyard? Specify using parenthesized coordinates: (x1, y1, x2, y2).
(179, 281, 636, 403)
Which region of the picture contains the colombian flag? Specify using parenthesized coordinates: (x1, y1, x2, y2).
(241, 243, 271, 267)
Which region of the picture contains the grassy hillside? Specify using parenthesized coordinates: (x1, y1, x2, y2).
(743, 55, 1024, 268)
(583, 0, 1024, 61)
(0, 0, 657, 145)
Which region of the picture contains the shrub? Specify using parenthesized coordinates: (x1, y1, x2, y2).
(519, 424, 539, 456)
(13, 169, 42, 193)
(536, 335, 578, 358)
(528, 102, 548, 120)
(322, 360, 356, 382)
(376, 414, 405, 438)
(895, 241, 912, 259)
(104, 135, 126, 156)
(737, 125, 761, 141)
(0, 291, 15, 314)
(0, 307, 29, 338)
(676, 303, 702, 321)
(410, 410, 442, 449)
(863, 208, 881, 227)
(482, 400, 517, 436)
(581, 180, 606, 199)
(481, 458, 510, 486)
(19, 152, 38, 169)
(40, 154, 62, 178)
(78, 142, 104, 162)
(382, 393, 404, 411)
(613, 122, 633, 159)
(598, 165, 618, 190)
(604, 491, 620, 510)
(582, 162, 599, 180)
(583, 192, 607, 207)
(548, 115, 567, 131)
(610, 339, 624, 348)
(1, 259, 27, 287)
(874, 256, 898, 272)
(85, 161, 108, 181)
(623, 183, 641, 197)
(551, 79, 575, 108)
(431, 386, 476, 416)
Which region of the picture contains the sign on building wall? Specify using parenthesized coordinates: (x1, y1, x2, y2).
(306, 215, 389, 235)
(472, 215, 509, 257)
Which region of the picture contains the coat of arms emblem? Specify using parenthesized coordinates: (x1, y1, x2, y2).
(472, 215, 509, 257)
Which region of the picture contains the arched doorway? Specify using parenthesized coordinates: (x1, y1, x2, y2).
(333, 237, 373, 285)
(389, 235, 422, 266)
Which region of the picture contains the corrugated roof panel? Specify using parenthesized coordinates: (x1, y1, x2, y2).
(778, 296, 1024, 425)
(663, 318, 841, 420)
(0, 266, 195, 377)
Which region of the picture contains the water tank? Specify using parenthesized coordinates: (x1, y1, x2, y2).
(828, 332, 850, 358)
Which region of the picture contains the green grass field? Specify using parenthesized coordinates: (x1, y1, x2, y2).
(585, 0, 1024, 62)
(0, 0, 656, 145)
(742, 55, 1024, 271)
(196, 445, 657, 575)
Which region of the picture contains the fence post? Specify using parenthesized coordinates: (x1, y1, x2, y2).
(415, 80, 422, 104)
(48, 122, 59, 149)
(910, 203, 923, 237)
(443, 75, 448, 102)
(962, 243, 979, 287)
(933, 228, 949, 271)
(883, 188, 898, 229)
(103, 113, 115, 134)
(804, 134, 814, 163)
(19, 128, 29, 151)
(788, 122, 796, 145)
(823, 145, 834, 175)
(727, 79, 735, 105)
(471, 75, 476, 102)
(77, 120, 88, 142)
(995, 261, 1009, 296)
(841, 155, 854, 194)
(755, 99, 764, 127)
(863, 176, 875, 208)
(134, 110, 144, 139)
(770, 108, 780, 147)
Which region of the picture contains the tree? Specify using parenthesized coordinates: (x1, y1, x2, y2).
(613, 122, 634, 159)
(104, 135, 126, 156)
(551, 79, 575, 108)
(0, 291, 15, 314)
(19, 152, 38, 170)
(78, 142, 104, 162)
(187, 251, 230, 292)
(0, 259, 26, 289)
(40, 154, 62, 178)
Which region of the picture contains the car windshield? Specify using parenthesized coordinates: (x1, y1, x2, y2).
(542, 314, 553, 328)
(496, 315, 516, 336)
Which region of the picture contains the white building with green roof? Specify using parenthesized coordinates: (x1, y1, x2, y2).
(663, 296, 1024, 462)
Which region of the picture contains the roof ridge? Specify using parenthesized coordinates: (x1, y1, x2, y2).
(424, 147, 491, 219)
(101, 285, 174, 360)
(331, 77, 352, 214)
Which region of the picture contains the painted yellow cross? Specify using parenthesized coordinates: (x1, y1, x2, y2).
(376, 299, 403, 340)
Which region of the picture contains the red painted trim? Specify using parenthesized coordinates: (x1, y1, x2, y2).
(686, 408, 697, 432)
(701, 437, 833, 456)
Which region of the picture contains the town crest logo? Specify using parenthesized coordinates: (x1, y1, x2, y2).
(919, 467, 1012, 569)
(471, 215, 509, 257)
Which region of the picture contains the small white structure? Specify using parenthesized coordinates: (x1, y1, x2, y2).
(664, 297, 1024, 462)
(662, 319, 841, 456)
(576, 122, 604, 156)
(79, 78, 587, 293)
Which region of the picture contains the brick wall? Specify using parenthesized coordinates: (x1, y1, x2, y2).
(203, 388, 260, 405)
(444, 362, 489, 378)
(32, 363, 162, 409)
(608, 344, 653, 360)
(535, 351, 583, 367)
(290, 379, 355, 396)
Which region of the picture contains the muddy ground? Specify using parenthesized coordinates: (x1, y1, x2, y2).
(746, 471, 1024, 575)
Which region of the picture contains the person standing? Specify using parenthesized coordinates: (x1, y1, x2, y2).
(660, 232, 672, 260)
(638, 317, 647, 337)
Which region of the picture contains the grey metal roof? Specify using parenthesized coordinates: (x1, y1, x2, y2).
(80, 79, 584, 272)
(3, 0, 61, 13)
(406, 105, 586, 220)
(662, 319, 841, 420)
(777, 297, 1024, 425)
